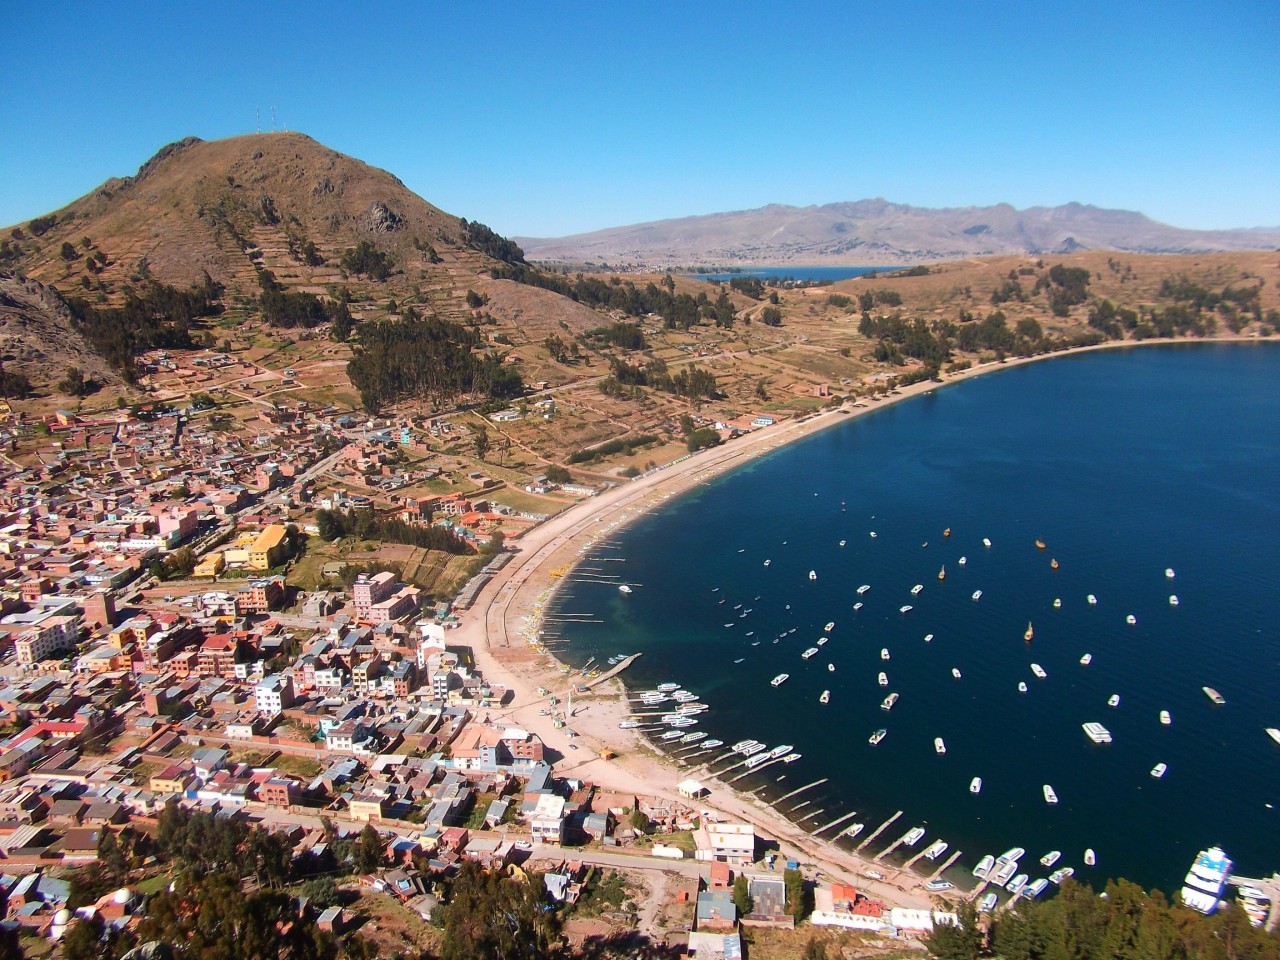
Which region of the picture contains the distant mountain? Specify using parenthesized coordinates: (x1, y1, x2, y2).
(518, 199, 1280, 267)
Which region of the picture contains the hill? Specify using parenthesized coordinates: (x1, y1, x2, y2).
(517, 199, 1280, 268)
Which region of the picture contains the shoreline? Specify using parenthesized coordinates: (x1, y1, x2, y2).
(450, 334, 1274, 909)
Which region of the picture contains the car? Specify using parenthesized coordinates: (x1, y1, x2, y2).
(514, 840, 533, 851)
(568, 744, 579, 750)
(925, 879, 956, 892)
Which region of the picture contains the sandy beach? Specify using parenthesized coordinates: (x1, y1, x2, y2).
(450, 336, 1271, 909)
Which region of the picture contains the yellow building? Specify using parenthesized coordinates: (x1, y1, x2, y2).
(247, 524, 288, 572)
(193, 552, 226, 578)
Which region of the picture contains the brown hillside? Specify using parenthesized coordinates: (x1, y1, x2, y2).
(0, 273, 116, 384)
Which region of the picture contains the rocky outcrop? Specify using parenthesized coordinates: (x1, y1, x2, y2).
(365, 201, 404, 233)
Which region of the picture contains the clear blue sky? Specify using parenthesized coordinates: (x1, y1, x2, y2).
(4, 0, 1278, 237)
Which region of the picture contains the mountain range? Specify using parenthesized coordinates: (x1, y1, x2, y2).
(517, 199, 1280, 267)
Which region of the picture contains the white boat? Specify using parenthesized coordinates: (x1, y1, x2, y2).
(657, 683, 680, 692)
(1007, 874, 1029, 895)
(881, 648, 891, 660)
(618, 720, 642, 729)
(816, 637, 828, 646)
(958, 556, 967, 565)
(911, 584, 924, 596)
(824, 621, 835, 632)
(972, 590, 982, 601)
(1203, 686, 1226, 705)
(1180, 846, 1233, 914)
(782, 753, 801, 763)
(801, 647, 819, 660)
(1043, 784, 1059, 804)
(1030, 663, 1047, 679)
(1018, 681, 1028, 692)
(1126, 614, 1137, 625)
(978, 893, 999, 913)
(857, 584, 871, 595)
(924, 840, 949, 860)
(853, 602, 864, 611)
(744, 753, 772, 769)
(739, 742, 765, 756)
(667, 717, 697, 728)
(809, 570, 817, 581)
(1151, 763, 1167, 778)
(868, 728, 887, 745)
(769, 744, 793, 758)
(870, 531, 877, 538)
(983, 538, 992, 547)
(660, 729, 684, 740)
(925, 879, 955, 891)
(952, 667, 962, 679)
(881, 692, 899, 711)
(934, 737, 947, 754)
(1108, 694, 1121, 707)
(973, 855, 996, 880)
(1025, 879, 1050, 898)
(827, 663, 835, 672)
(819, 690, 830, 704)
(1040, 851, 1061, 867)
(1267, 728, 1280, 746)
(703, 739, 724, 749)
(1087, 594, 1098, 605)
(618, 584, 633, 594)
(1084, 849, 1096, 867)
(732, 739, 759, 752)
(771, 674, 789, 687)
(1053, 598, 1062, 608)
(899, 605, 913, 613)
(1161, 710, 1172, 725)
(839, 540, 846, 547)
(903, 827, 926, 846)
(878, 672, 888, 686)
(1080, 653, 1093, 665)
(1001, 847, 1027, 862)
(843, 822, 865, 839)
(764, 559, 771, 566)
(992, 858, 1019, 886)
(1166, 567, 1176, 579)
(1050, 867, 1075, 884)
(681, 732, 706, 743)
(1083, 722, 1113, 743)
(1169, 595, 1179, 606)
(970, 777, 982, 794)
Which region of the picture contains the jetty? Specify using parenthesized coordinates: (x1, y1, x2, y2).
(812, 811, 859, 836)
(776, 778, 827, 803)
(798, 807, 826, 823)
(858, 810, 903, 852)
(582, 653, 641, 690)
(874, 825, 924, 862)
(929, 850, 963, 879)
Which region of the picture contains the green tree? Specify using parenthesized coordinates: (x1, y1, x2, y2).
(629, 809, 650, 833)
(355, 824, 383, 874)
(61, 241, 79, 261)
(440, 861, 559, 960)
(783, 868, 812, 922)
(801, 938, 827, 960)
(925, 901, 982, 960)
(732, 873, 752, 916)
(474, 427, 490, 461)
(760, 306, 783, 326)
(544, 465, 571, 485)
(60, 915, 106, 960)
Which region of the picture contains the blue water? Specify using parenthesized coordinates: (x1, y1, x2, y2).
(549, 342, 1280, 896)
(692, 265, 895, 283)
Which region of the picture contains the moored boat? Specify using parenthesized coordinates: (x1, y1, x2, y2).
(1161, 710, 1172, 725)
(1108, 694, 1120, 707)
(1025, 878, 1050, 898)
(899, 605, 913, 613)
(878, 671, 888, 686)
(1151, 762, 1167, 778)
(1166, 567, 1176, 579)
(771, 674, 789, 687)
(903, 827, 926, 846)
(1030, 663, 1047, 679)
(952, 667, 962, 679)
(809, 570, 817, 580)
(1053, 597, 1062, 608)
(1007, 874, 1029, 895)
(1082, 722, 1112, 743)
(657, 682, 680, 692)
(1087, 594, 1098, 605)
(973, 855, 996, 879)
(1050, 867, 1075, 884)
(1203, 686, 1226, 705)
(924, 840, 949, 860)
(881, 692, 899, 711)
(978, 892, 999, 913)
(970, 777, 982, 794)
(1035, 539, 1046, 549)
(992, 858, 1019, 886)
(911, 584, 924, 596)
(983, 538, 992, 547)
(1018, 681, 1028, 692)
(881, 648, 891, 660)
(1080, 653, 1092, 665)
(1267, 728, 1280, 746)
(1040, 850, 1061, 867)
(618, 584, 633, 594)
(934, 737, 946, 754)
(801, 647, 819, 660)
(1043, 784, 1058, 804)
(1180, 846, 1233, 914)
(868, 728, 887, 745)
(1084, 849, 1096, 867)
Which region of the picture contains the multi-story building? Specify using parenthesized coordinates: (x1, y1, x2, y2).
(352, 572, 396, 622)
(254, 673, 294, 716)
(247, 524, 288, 571)
(14, 616, 79, 665)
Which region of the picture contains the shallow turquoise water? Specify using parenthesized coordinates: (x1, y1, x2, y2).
(550, 343, 1280, 895)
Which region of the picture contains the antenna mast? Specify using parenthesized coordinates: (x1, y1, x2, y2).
(256, 108, 260, 133)
(271, 106, 276, 132)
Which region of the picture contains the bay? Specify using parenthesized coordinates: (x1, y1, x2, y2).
(691, 265, 894, 283)
(549, 342, 1280, 895)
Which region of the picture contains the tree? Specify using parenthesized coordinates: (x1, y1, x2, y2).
(440, 861, 559, 960)
(732, 873, 752, 916)
(474, 428, 490, 461)
(355, 824, 383, 874)
(784, 868, 812, 922)
(60, 915, 106, 960)
(629, 809, 650, 833)
(760, 306, 783, 326)
(925, 901, 982, 960)
(544, 465, 571, 485)
(802, 939, 827, 960)
(61, 241, 79, 261)
(58, 366, 92, 397)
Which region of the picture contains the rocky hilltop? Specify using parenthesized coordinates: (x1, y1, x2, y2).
(518, 199, 1280, 267)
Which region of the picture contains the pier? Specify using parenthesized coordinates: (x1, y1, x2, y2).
(929, 850, 963, 879)
(776, 778, 827, 803)
(903, 842, 937, 870)
(874, 825, 924, 862)
(857, 810, 903, 852)
(798, 807, 826, 823)
(582, 652, 642, 690)
(812, 811, 859, 836)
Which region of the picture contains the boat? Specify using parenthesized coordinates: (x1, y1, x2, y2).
(657, 683, 680, 692)
(924, 633, 935, 643)
(973, 855, 996, 880)
(764, 559, 771, 566)
(1050, 558, 1059, 569)
(672, 690, 698, 701)
(878, 672, 888, 686)
(899, 605, 913, 614)
(703, 739, 724, 749)
(771, 674, 789, 687)
(970, 777, 983, 794)
(881, 692, 899, 711)
(1025, 879, 1050, 898)
(801, 647, 819, 660)
(992, 858, 1019, 886)
(1180, 846, 1233, 914)
(881, 648, 891, 660)
(782, 753, 802, 763)
(924, 840, 949, 860)
(681, 732, 707, 743)
(943, 528, 951, 538)
(1050, 867, 1075, 884)
(660, 730, 686, 741)
(769, 744, 793, 758)
(934, 737, 947, 754)
(731, 739, 759, 752)
(1018, 681, 1028, 692)
(911, 584, 924, 596)
(868, 728, 887, 745)
(1151, 763, 1167, 778)
(667, 717, 697, 728)
(903, 827, 926, 846)
(844, 823, 865, 839)
(744, 753, 772, 768)
(1024, 621, 1034, 641)
(809, 570, 817, 581)
(870, 531, 877, 538)
(983, 538, 992, 547)
(618, 584, 633, 594)
(1043, 784, 1059, 804)
(839, 540, 846, 547)
(972, 590, 982, 601)
(828, 663, 835, 672)
(1040, 851, 1061, 867)
(1080, 653, 1092, 665)
(978, 893, 999, 913)
(1007, 874, 1030, 895)
(959, 556, 967, 565)
(618, 720, 642, 729)
(857, 584, 871, 595)
(1030, 663, 1047, 678)
(1108, 694, 1120, 707)
(1084, 849, 1096, 867)
(1001, 847, 1027, 862)
(1053, 598, 1062, 608)
(677, 703, 708, 714)
(1166, 567, 1176, 579)
(739, 742, 765, 755)
(925, 879, 955, 892)
(816, 637, 828, 646)
(1126, 614, 1137, 625)
(952, 667, 962, 679)
(1087, 594, 1098, 605)
(853, 602, 864, 611)
(1170, 595, 1179, 605)
(733, 658, 745, 664)
(1267, 728, 1280, 746)
(825, 621, 836, 632)
(1161, 710, 1172, 725)
(1082, 722, 1112, 743)
(1203, 686, 1226, 705)
(938, 566, 946, 581)
(1035, 539, 1046, 549)
(819, 690, 830, 704)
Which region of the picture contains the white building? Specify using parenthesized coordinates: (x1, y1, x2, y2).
(254, 673, 295, 716)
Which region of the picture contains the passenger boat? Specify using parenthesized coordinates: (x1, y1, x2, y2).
(1025, 879, 1050, 898)
(1050, 867, 1075, 884)
(771, 674, 789, 687)
(666, 717, 697, 728)
(1108, 694, 1120, 707)
(618, 584, 633, 594)
(878, 672, 888, 686)
(904, 827, 926, 846)
(1043, 784, 1059, 804)
(924, 840, 948, 860)
(978, 892, 998, 913)
(1082, 722, 1112, 743)
(1053, 598, 1062, 608)
(660, 730, 685, 741)
(1024, 622, 1034, 641)
(952, 668, 962, 679)
(983, 538, 992, 547)
(1001, 847, 1027, 862)
(1203, 686, 1226, 705)
(739, 742, 764, 755)
(868, 728, 887, 745)
(853, 602, 864, 611)
(657, 683, 681, 692)
(911, 584, 924, 596)
(809, 570, 817, 580)
(1180, 846, 1233, 914)
(703, 739, 724, 749)
(1040, 850, 1061, 867)
(819, 690, 830, 704)
(992, 858, 1019, 886)
(881, 692, 899, 711)
(972, 855, 996, 880)
(764, 559, 771, 566)
(618, 720, 642, 729)
(744, 752, 772, 769)
(1267, 728, 1280, 746)
(1030, 663, 1046, 678)
(1166, 567, 1176, 579)
(972, 590, 982, 601)
(1087, 594, 1098, 605)
(1084, 849, 1096, 867)
(970, 777, 982, 794)
(732, 740, 759, 752)
(870, 531, 877, 538)
(857, 584, 871, 595)
(1170, 595, 1179, 605)
(1080, 653, 1092, 665)
(801, 647, 819, 660)
(1018, 681, 1028, 692)
(899, 605, 913, 613)
(925, 879, 955, 892)
(1161, 710, 1172, 725)
(816, 637, 828, 646)
(934, 737, 946, 754)
(1007, 874, 1029, 895)
(839, 540, 846, 547)
(881, 648, 891, 660)
(1151, 762, 1167, 778)
(1035, 539, 1046, 549)
(1126, 614, 1137, 625)
(782, 753, 802, 763)
(681, 732, 706, 743)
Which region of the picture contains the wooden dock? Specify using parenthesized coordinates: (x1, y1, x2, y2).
(812, 811, 859, 836)
(798, 807, 826, 823)
(776, 778, 827, 803)
(874, 825, 923, 862)
(857, 810, 903, 852)
(929, 850, 963, 879)
(583, 653, 642, 690)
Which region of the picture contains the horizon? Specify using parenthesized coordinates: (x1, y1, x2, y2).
(3, 0, 1278, 237)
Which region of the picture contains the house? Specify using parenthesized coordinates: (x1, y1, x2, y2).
(528, 794, 566, 845)
(348, 793, 386, 822)
(695, 889, 737, 931)
(694, 823, 756, 865)
(247, 524, 288, 571)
